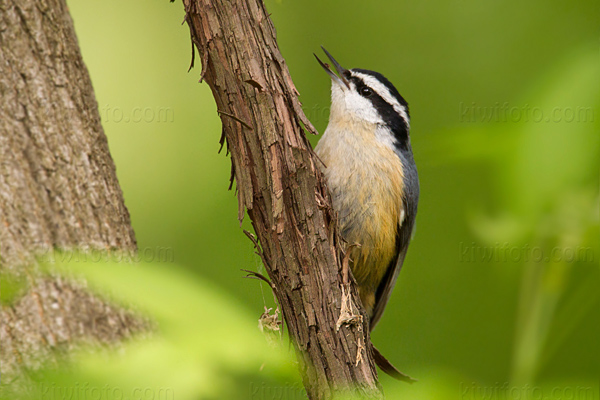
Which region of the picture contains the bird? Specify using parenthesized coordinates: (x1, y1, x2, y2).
(314, 47, 419, 381)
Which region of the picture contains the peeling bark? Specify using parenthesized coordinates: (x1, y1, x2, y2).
(182, 0, 383, 398)
(0, 0, 144, 382)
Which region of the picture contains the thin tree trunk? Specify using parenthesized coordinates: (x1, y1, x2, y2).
(182, 0, 383, 398)
(0, 0, 145, 383)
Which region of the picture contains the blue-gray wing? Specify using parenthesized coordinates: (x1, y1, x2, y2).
(369, 214, 415, 330)
(369, 158, 419, 331)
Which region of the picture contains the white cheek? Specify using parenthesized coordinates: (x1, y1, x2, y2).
(328, 81, 383, 125)
(344, 91, 382, 124)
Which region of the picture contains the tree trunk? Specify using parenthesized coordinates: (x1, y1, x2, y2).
(182, 0, 383, 398)
(0, 0, 145, 382)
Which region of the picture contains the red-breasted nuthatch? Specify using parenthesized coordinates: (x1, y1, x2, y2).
(314, 48, 419, 333)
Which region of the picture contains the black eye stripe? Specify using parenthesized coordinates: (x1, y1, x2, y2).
(350, 69, 409, 110)
(349, 77, 374, 98)
(350, 76, 397, 112)
(348, 74, 410, 148)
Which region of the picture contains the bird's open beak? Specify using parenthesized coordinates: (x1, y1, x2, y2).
(314, 46, 350, 89)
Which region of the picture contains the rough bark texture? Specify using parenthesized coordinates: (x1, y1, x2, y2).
(0, 0, 144, 381)
(182, 0, 383, 398)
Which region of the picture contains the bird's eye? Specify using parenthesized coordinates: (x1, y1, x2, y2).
(360, 87, 373, 97)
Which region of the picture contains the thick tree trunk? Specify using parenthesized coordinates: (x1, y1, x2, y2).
(0, 0, 144, 382)
(182, 0, 383, 398)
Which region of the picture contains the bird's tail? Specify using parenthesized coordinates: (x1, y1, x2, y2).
(371, 344, 417, 383)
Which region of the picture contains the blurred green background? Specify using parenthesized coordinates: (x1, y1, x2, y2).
(22, 0, 600, 398)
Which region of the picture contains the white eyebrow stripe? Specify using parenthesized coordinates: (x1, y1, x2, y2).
(350, 71, 410, 129)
